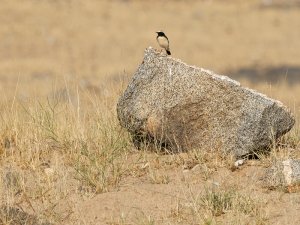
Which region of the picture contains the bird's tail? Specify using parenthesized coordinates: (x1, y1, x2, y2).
(166, 49, 171, 55)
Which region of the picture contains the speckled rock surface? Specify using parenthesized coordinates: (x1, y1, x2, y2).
(262, 159, 300, 188)
(117, 47, 295, 156)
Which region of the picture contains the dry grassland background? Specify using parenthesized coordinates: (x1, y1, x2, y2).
(0, 0, 300, 224)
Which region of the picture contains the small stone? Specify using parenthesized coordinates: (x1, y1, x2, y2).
(234, 159, 245, 167)
(262, 159, 300, 188)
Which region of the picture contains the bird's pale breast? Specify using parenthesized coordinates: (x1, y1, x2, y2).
(157, 36, 169, 49)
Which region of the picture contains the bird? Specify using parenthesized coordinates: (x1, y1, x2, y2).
(156, 31, 171, 55)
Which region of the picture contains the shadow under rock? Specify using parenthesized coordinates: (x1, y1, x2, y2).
(259, 0, 300, 9)
(225, 65, 300, 85)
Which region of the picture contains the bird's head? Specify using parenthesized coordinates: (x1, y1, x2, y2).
(156, 31, 165, 36)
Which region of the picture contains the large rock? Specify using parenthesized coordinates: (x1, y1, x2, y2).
(117, 47, 295, 157)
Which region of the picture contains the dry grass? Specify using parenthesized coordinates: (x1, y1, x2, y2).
(174, 185, 268, 225)
(0, 0, 300, 224)
(0, 80, 137, 222)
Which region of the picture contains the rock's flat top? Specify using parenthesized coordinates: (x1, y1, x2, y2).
(117, 47, 295, 156)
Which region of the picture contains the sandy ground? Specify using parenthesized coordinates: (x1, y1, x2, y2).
(0, 0, 300, 224)
(72, 162, 300, 225)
